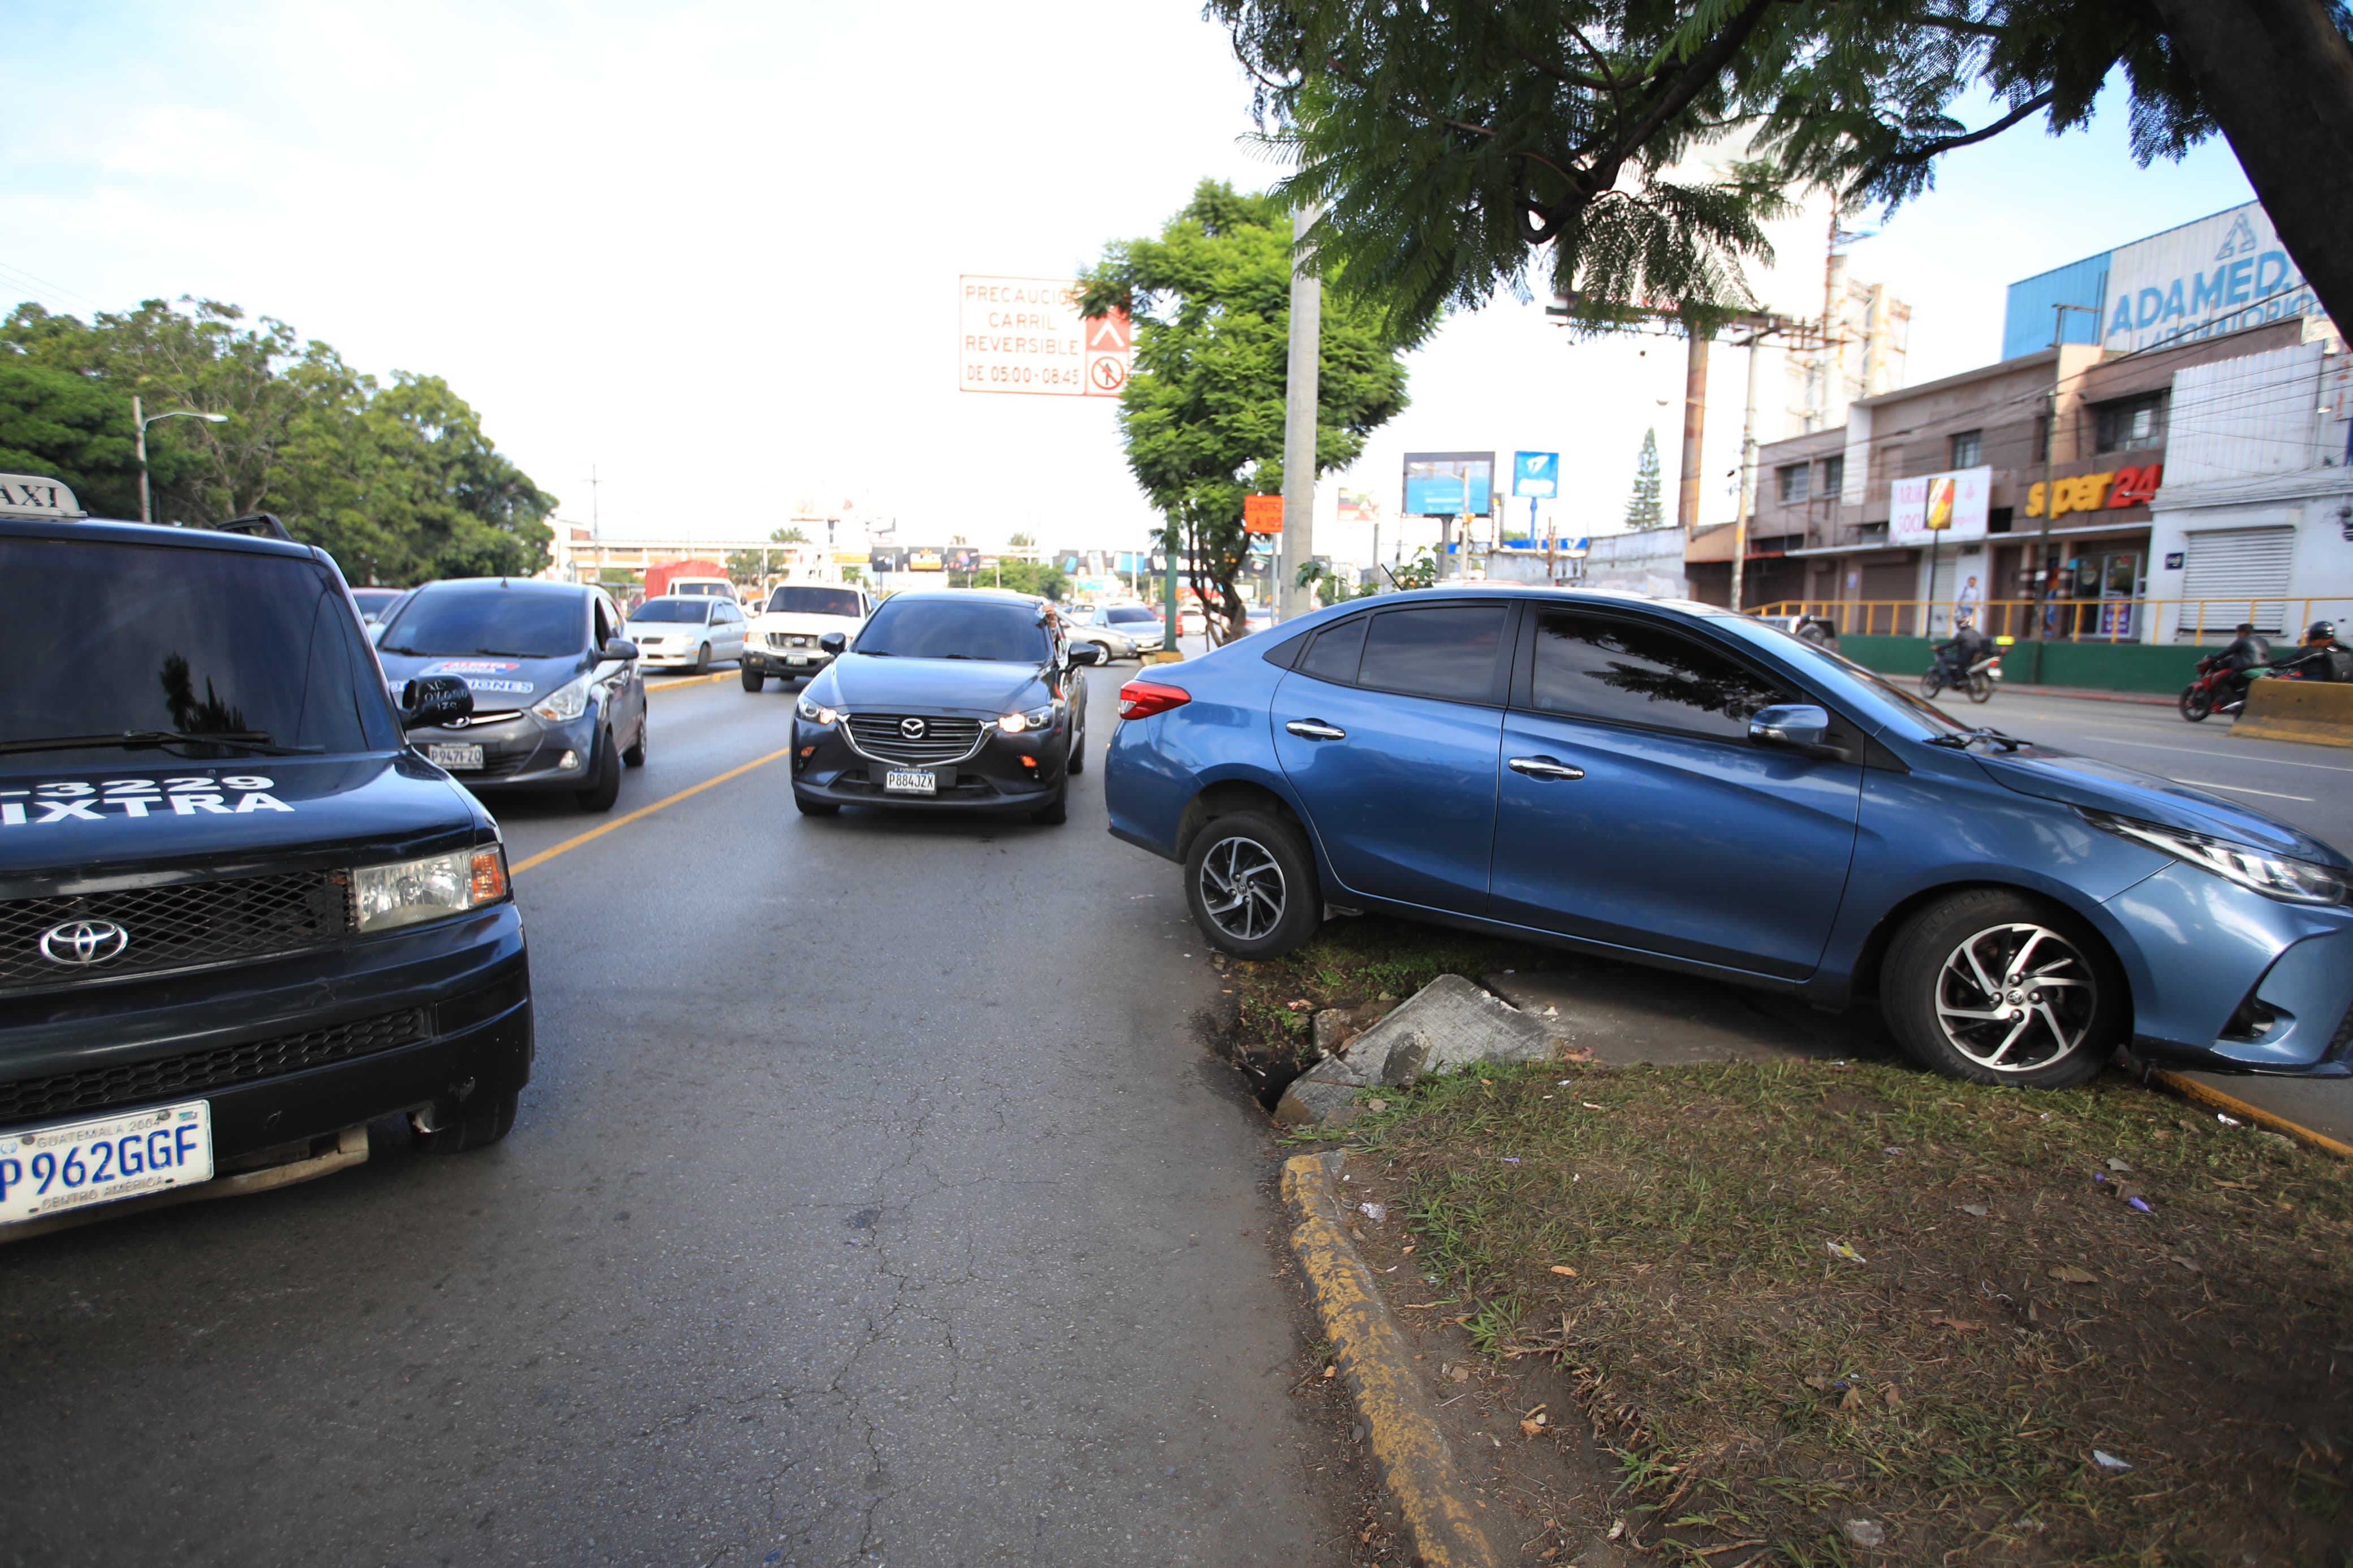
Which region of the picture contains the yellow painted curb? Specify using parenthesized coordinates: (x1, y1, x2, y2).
(2149, 1069, 2353, 1159)
(645, 671, 734, 695)
(2234, 679, 2353, 748)
(1282, 1151, 1503, 1568)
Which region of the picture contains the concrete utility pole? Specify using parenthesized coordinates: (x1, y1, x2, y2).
(1278, 205, 1322, 620)
(1731, 335, 1765, 613)
(1677, 327, 1711, 536)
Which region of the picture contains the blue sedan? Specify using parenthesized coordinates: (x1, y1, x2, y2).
(1104, 588, 2353, 1088)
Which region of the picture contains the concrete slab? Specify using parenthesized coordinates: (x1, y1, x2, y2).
(1275, 974, 1555, 1125)
(1481, 965, 1898, 1066)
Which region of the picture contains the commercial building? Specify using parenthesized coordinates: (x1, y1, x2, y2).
(1702, 198, 2353, 653)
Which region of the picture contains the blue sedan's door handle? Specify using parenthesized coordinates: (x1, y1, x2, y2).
(1285, 719, 1347, 740)
(1507, 755, 1585, 780)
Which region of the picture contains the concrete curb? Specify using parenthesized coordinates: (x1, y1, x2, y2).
(645, 670, 736, 694)
(1282, 1150, 1503, 1568)
(2149, 1069, 2353, 1159)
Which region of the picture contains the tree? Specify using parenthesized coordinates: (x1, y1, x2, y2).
(951, 559, 1068, 599)
(0, 297, 552, 584)
(1212, 0, 2353, 341)
(1077, 180, 1412, 643)
(727, 526, 812, 581)
(1623, 428, 1665, 530)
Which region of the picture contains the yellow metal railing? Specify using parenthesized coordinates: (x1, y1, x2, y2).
(1748, 598, 2351, 643)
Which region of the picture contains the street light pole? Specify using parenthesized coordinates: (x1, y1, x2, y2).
(133, 396, 227, 525)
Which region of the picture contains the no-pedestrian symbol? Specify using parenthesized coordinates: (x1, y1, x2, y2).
(1089, 356, 1128, 392)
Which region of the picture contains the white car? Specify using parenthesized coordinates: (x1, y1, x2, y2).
(1064, 602, 1163, 660)
(624, 594, 747, 672)
(742, 583, 873, 690)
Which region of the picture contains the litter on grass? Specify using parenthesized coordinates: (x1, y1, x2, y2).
(2217, 1112, 2243, 1126)
(2128, 1196, 2154, 1213)
(2093, 1449, 2132, 1471)
(1358, 1202, 1387, 1223)
(1827, 1241, 1867, 1263)
(1960, 1204, 1990, 1217)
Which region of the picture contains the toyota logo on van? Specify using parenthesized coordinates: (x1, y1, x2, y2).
(37, 919, 131, 967)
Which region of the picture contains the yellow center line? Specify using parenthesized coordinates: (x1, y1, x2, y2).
(510, 747, 790, 876)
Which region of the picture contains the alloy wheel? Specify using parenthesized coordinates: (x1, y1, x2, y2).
(1197, 834, 1287, 942)
(1932, 922, 2098, 1073)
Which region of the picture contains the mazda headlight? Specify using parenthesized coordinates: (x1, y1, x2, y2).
(796, 694, 841, 725)
(997, 703, 1055, 734)
(2082, 809, 2347, 906)
(354, 844, 511, 932)
(531, 673, 593, 723)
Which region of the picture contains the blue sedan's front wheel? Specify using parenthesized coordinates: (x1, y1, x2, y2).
(1883, 889, 2124, 1088)
(1184, 810, 1322, 959)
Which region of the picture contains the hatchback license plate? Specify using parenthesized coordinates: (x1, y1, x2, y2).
(428, 743, 484, 769)
(884, 768, 938, 794)
(1, 1102, 213, 1228)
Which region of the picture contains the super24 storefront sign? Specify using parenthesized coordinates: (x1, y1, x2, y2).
(0, 776, 290, 826)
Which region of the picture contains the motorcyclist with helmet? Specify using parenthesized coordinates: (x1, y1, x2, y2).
(1932, 612, 1993, 688)
(2271, 619, 2353, 683)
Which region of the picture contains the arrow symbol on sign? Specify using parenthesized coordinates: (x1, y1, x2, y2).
(1087, 313, 1131, 351)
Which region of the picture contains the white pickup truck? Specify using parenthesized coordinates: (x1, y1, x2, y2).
(741, 584, 873, 690)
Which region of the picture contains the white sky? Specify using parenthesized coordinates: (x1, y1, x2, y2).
(3, 1, 2258, 564)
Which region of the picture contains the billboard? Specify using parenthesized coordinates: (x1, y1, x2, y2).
(1890, 466, 1992, 547)
(958, 277, 1132, 396)
(1512, 451, 1559, 498)
(1403, 452, 1494, 517)
(1337, 488, 1377, 522)
(2100, 202, 2330, 353)
(868, 547, 907, 574)
(907, 547, 945, 572)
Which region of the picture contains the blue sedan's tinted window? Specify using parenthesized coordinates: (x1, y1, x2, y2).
(1528, 612, 1791, 739)
(1356, 606, 1506, 703)
(1297, 616, 1368, 684)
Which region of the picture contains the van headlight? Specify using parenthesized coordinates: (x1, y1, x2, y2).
(354, 844, 511, 932)
(2081, 809, 2347, 906)
(531, 674, 593, 723)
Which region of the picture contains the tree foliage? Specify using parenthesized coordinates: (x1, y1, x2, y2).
(1623, 427, 1665, 530)
(726, 526, 812, 581)
(1076, 180, 1412, 642)
(1211, 0, 2313, 339)
(950, 559, 1070, 600)
(0, 297, 553, 584)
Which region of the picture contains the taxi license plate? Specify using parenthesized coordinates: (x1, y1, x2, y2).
(428, 743, 484, 770)
(0, 1102, 212, 1229)
(884, 768, 938, 794)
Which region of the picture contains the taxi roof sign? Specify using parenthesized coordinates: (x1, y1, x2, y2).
(0, 473, 87, 520)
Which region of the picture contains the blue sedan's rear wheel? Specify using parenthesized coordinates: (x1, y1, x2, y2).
(1184, 810, 1321, 958)
(1883, 889, 2123, 1088)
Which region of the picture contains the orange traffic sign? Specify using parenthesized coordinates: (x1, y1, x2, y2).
(1243, 494, 1283, 533)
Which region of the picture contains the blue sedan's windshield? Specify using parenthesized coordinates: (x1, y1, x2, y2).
(854, 598, 1050, 663)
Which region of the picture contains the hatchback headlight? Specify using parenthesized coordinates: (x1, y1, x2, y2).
(354, 845, 511, 932)
(531, 673, 594, 723)
(796, 694, 841, 725)
(2081, 809, 2347, 906)
(997, 703, 1055, 734)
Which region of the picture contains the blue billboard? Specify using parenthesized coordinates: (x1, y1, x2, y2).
(1403, 452, 1493, 517)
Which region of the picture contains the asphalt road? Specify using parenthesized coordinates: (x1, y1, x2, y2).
(0, 665, 1360, 1568)
(1930, 686, 2353, 1143)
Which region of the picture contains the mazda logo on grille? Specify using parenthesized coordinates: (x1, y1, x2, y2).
(37, 919, 130, 967)
(900, 717, 928, 739)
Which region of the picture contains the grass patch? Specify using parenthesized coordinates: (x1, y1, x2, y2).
(1347, 1058, 2353, 1563)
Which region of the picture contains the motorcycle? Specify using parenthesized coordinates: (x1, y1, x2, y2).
(2179, 655, 2266, 722)
(1920, 653, 2002, 704)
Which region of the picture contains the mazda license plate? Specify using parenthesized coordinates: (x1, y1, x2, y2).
(427, 743, 484, 770)
(884, 768, 938, 794)
(1, 1102, 212, 1229)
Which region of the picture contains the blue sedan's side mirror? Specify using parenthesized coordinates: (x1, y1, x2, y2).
(1748, 704, 1830, 749)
